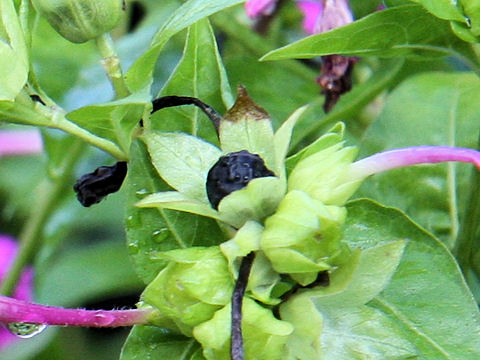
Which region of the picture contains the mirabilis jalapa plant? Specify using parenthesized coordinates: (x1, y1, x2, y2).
(131, 86, 480, 359)
(3, 85, 480, 359)
(3, 0, 480, 359)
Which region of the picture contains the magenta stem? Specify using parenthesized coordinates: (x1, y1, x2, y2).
(0, 296, 151, 327)
(348, 146, 480, 180)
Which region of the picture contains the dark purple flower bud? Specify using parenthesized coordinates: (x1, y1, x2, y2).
(206, 151, 274, 209)
(73, 161, 127, 207)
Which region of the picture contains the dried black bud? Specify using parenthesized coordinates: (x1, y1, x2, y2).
(74, 161, 127, 207)
(206, 150, 274, 209)
(30, 94, 46, 105)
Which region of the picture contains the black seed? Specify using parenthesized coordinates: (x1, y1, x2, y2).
(73, 162, 127, 207)
(30, 94, 46, 105)
(206, 150, 274, 209)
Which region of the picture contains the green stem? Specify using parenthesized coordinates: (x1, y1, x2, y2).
(453, 133, 480, 277)
(34, 104, 127, 160)
(0, 139, 86, 296)
(94, 33, 130, 99)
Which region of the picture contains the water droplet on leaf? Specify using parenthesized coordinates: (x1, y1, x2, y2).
(135, 189, 150, 199)
(6, 322, 47, 338)
(152, 229, 170, 243)
(128, 243, 139, 254)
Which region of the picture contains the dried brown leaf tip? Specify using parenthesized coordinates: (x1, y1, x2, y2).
(223, 85, 270, 122)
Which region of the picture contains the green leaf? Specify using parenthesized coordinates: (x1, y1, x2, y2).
(343, 199, 480, 358)
(36, 240, 143, 307)
(280, 242, 414, 360)
(152, 18, 233, 143)
(0, 41, 27, 100)
(125, 140, 224, 283)
(296, 241, 407, 307)
(142, 131, 222, 202)
(409, 0, 467, 22)
(350, 0, 384, 19)
(356, 72, 480, 246)
(137, 191, 221, 221)
(0, 0, 28, 66)
(261, 5, 476, 63)
(120, 326, 202, 360)
(461, 0, 480, 36)
(273, 105, 308, 178)
(125, 0, 245, 93)
(282, 295, 417, 360)
(67, 90, 150, 154)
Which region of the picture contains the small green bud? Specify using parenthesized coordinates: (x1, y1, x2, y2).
(32, 0, 125, 43)
(288, 141, 360, 206)
(141, 247, 234, 336)
(261, 190, 346, 286)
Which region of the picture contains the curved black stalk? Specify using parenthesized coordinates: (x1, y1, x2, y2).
(231, 252, 255, 360)
(151, 96, 223, 134)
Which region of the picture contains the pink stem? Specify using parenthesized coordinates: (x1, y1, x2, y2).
(348, 146, 480, 180)
(0, 296, 151, 327)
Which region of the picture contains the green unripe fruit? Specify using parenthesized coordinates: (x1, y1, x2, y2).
(32, 0, 125, 43)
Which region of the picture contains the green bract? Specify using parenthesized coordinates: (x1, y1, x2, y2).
(261, 190, 347, 286)
(141, 247, 233, 336)
(193, 298, 294, 360)
(32, 0, 124, 43)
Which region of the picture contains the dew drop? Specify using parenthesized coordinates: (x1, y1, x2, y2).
(6, 322, 47, 339)
(125, 213, 141, 229)
(135, 189, 150, 199)
(128, 243, 139, 254)
(92, 312, 114, 326)
(152, 229, 170, 243)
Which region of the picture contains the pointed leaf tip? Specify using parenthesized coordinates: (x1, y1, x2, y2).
(223, 85, 270, 122)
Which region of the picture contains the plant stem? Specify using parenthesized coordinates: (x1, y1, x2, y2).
(453, 134, 480, 275)
(0, 139, 86, 297)
(231, 252, 255, 360)
(0, 296, 151, 327)
(94, 33, 130, 99)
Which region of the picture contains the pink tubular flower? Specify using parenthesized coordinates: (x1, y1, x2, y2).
(348, 146, 480, 181)
(0, 235, 34, 349)
(0, 130, 43, 157)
